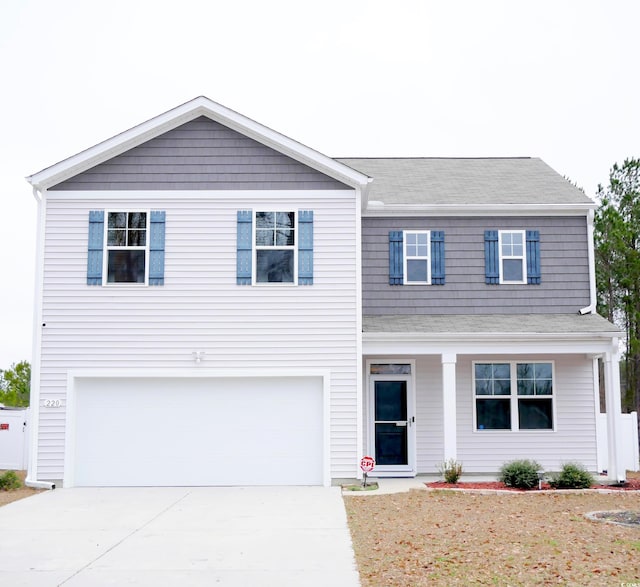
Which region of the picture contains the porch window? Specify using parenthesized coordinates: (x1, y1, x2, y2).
(474, 362, 553, 431)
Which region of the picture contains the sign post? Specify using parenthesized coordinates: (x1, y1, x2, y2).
(360, 455, 375, 487)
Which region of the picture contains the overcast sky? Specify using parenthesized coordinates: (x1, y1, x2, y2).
(0, 0, 638, 369)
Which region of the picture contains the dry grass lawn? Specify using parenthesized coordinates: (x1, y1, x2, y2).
(345, 484, 640, 587)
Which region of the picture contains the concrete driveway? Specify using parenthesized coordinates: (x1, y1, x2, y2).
(0, 486, 360, 586)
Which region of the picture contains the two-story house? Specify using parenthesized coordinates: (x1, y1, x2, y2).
(25, 97, 626, 488)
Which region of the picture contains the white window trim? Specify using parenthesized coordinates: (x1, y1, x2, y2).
(472, 360, 556, 432)
(252, 210, 298, 286)
(498, 230, 527, 285)
(103, 209, 150, 287)
(403, 230, 431, 285)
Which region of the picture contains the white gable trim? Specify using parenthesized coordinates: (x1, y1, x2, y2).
(26, 96, 371, 192)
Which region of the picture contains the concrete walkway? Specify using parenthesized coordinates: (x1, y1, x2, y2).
(0, 486, 360, 586)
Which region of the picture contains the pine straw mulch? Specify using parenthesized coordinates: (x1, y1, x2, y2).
(0, 471, 44, 507)
(344, 473, 640, 587)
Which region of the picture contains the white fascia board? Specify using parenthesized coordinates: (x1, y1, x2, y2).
(364, 203, 596, 217)
(27, 96, 370, 191)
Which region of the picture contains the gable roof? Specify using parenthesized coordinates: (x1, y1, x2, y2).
(27, 96, 371, 192)
(338, 157, 595, 213)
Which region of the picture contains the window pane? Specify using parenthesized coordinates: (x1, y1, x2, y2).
(256, 229, 274, 246)
(493, 364, 510, 379)
(503, 258, 523, 281)
(275, 229, 294, 246)
(374, 381, 407, 421)
(107, 250, 145, 283)
(517, 379, 535, 395)
(128, 230, 146, 246)
(108, 229, 126, 246)
(494, 379, 511, 395)
(475, 364, 493, 379)
(476, 399, 510, 430)
(276, 212, 294, 228)
(535, 363, 553, 379)
(108, 212, 126, 228)
(536, 379, 553, 395)
(128, 212, 146, 229)
(518, 398, 553, 429)
(517, 363, 533, 379)
(375, 423, 408, 465)
(370, 364, 411, 375)
(256, 212, 274, 228)
(256, 250, 294, 283)
(406, 259, 428, 282)
(475, 379, 492, 395)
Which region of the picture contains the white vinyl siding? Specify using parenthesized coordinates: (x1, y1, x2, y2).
(457, 354, 597, 473)
(37, 190, 359, 481)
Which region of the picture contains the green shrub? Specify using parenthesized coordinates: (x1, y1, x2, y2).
(437, 458, 463, 484)
(0, 470, 22, 491)
(499, 459, 542, 489)
(548, 463, 594, 489)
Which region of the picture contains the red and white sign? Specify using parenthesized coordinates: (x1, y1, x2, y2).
(0, 423, 8, 431)
(360, 455, 375, 473)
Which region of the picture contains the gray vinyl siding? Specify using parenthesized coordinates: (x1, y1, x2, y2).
(363, 216, 590, 314)
(50, 117, 350, 191)
(37, 190, 359, 481)
(455, 354, 597, 473)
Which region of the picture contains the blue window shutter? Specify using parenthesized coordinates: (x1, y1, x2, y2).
(149, 211, 166, 286)
(87, 210, 104, 285)
(431, 231, 445, 285)
(484, 230, 499, 284)
(526, 230, 541, 284)
(237, 210, 253, 285)
(389, 231, 403, 285)
(298, 210, 313, 285)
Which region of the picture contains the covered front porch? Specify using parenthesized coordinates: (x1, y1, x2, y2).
(362, 314, 627, 482)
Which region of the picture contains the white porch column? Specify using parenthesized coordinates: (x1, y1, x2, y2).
(604, 344, 626, 482)
(442, 353, 457, 461)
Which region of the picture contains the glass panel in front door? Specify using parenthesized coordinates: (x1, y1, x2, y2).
(374, 381, 408, 466)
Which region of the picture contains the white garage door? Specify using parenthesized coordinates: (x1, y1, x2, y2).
(70, 376, 324, 487)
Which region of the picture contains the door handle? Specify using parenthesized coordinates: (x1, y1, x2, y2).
(395, 421, 408, 427)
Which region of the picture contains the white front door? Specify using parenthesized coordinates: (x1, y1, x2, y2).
(369, 374, 416, 475)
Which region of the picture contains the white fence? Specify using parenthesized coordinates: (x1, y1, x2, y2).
(597, 411, 639, 473)
(0, 408, 29, 470)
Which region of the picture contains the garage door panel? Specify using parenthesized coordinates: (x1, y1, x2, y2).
(72, 377, 324, 486)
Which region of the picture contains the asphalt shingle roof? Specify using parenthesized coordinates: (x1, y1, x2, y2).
(337, 157, 593, 206)
(363, 313, 619, 336)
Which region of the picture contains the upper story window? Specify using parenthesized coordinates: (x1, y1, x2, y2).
(87, 210, 165, 286)
(404, 231, 430, 284)
(106, 212, 147, 283)
(236, 210, 313, 286)
(389, 230, 445, 286)
(499, 230, 525, 284)
(255, 212, 295, 283)
(484, 230, 540, 285)
(474, 361, 554, 431)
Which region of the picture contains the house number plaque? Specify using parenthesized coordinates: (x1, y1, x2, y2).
(43, 399, 62, 408)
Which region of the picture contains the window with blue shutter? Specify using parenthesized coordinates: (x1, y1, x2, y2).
(298, 210, 313, 285)
(236, 210, 253, 285)
(484, 230, 500, 284)
(87, 210, 104, 285)
(485, 229, 541, 285)
(389, 231, 403, 285)
(431, 231, 445, 285)
(88, 210, 165, 286)
(149, 211, 166, 286)
(526, 230, 541, 284)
